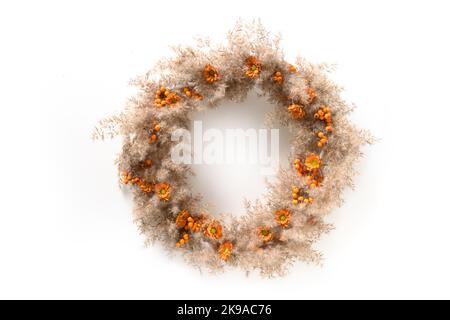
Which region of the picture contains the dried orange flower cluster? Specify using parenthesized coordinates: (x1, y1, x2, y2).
(316, 131, 329, 148)
(176, 233, 190, 247)
(273, 70, 283, 84)
(291, 185, 313, 205)
(183, 87, 204, 100)
(245, 56, 262, 78)
(175, 211, 233, 262)
(306, 173, 323, 189)
(294, 153, 324, 189)
(121, 172, 153, 194)
(154, 182, 171, 201)
(275, 209, 290, 228)
(187, 216, 201, 232)
(121, 172, 133, 185)
(304, 154, 323, 189)
(314, 105, 333, 133)
(147, 122, 161, 144)
(287, 103, 305, 119)
(176, 209, 202, 232)
(154, 86, 181, 108)
(204, 221, 223, 240)
(218, 241, 233, 261)
(175, 210, 203, 247)
(175, 209, 190, 228)
(203, 64, 220, 83)
(258, 227, 273, 243)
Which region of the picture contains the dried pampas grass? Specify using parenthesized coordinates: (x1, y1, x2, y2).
(94, 21, 372, 277)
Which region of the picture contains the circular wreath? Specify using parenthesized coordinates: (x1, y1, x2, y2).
(95, 22, 371, 276)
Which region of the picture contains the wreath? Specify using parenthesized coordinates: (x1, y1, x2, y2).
(94, 22, 372, 276)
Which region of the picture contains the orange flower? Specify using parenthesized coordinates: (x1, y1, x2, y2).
(275, 209, 290, 228)
(155, 182, 171, 201)
(203, 64, 220, 83)
(287, 104, 305, 119)
(258, 227, 273, 242)
(273, 70, 283, 84)
(204, 221, 222, 240)
(245, 56, 261, 78)
(304, 153, 321, 171)
(218, 241, 233, 261)
(175, 209, 190, 228)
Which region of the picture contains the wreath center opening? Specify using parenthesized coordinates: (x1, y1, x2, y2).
(185, 91, 292, 217)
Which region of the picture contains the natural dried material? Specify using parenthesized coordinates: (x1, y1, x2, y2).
(94, 21, 372, 277)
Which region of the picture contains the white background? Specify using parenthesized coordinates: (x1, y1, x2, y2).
(1, 0, 450, 299)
